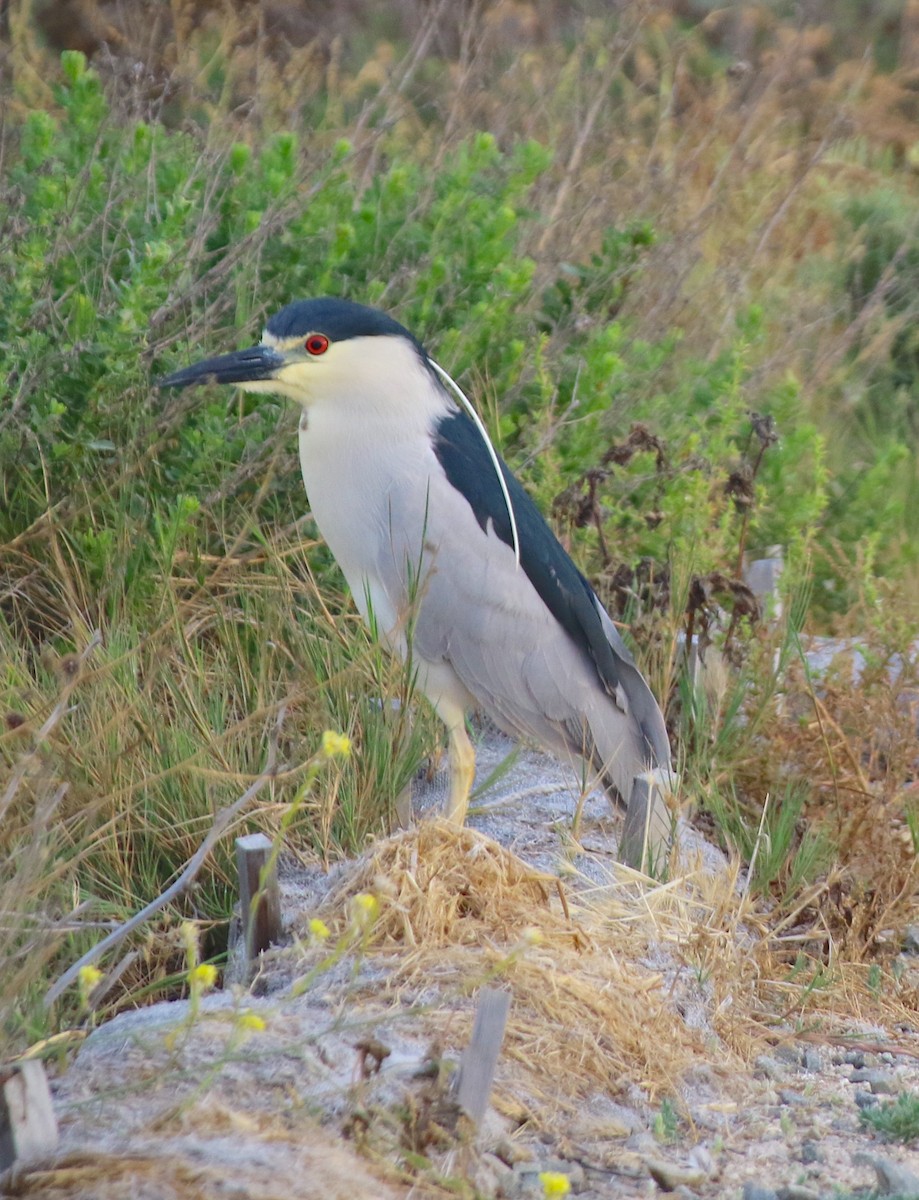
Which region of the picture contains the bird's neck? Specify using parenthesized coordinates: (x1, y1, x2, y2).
(298, 375, 452, 452)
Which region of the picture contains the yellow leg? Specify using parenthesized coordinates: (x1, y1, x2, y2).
(444, 720, 476, 825)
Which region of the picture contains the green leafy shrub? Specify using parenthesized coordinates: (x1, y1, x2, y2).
(812, 185, 919, 601)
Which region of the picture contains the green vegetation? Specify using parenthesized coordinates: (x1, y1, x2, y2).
(861, 1092, 919, 1143)
(653, 1097, 682, 1144)
(1, 3, 918, 1060)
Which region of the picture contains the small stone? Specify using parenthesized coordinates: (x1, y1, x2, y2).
(854, 1152, 919, 1197)
(742, 1184, 779, 1200)
(501, 1175, 535, 1199)
(688, 1145, 714, 1175)
(844, 1050, 866, 1069)
(645, 1157, 708, 1190)
(850, 1068, 896, 1094)
(624, 1132, 658, 1154)
(504, 1164, 549, 1197)
(902, 925, 919, 954)
(470, 1152, 511, 1195)
(801, 1048, 823, 1073)
(582, 1101, 645, 1138)
(870, 1077, 897, 1095)
(691, 1108, 729, 1132)
(777, 1089, 807, 1106)
(586, 1118, 633, 1139)
(854, 1090, 879, 1110)
(773, 1045, 802, 1066)
(754, 1056, 783, 1081)
(492, 1136, 534, 1166)
(799, 1140, 822, 1165)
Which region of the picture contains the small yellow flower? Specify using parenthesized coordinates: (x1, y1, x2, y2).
(189, 963, 218, 990)
(350, 892, 380, 929)
(321, 730, 351, 759)
(237, 1011, 266, 1033)
(522, 926, 544, 946)
(78, 964, 103, 990)
(308, 917, 331, 941)
(78, 964, 103, 1006)
(539, 1171, 571, 1197)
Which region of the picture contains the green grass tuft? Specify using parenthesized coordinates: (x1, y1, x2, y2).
(860, 1092, 919, 1144)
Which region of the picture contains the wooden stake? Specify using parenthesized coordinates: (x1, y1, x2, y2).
(0, 1061, 58, 1171)
(744, 547, 784, 621)
(620, 768, 676, 874)
(235, 833, 282, 964)
(454, 988, 511, 1129)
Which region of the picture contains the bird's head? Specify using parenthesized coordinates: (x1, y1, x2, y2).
(158, 297, 433, 412)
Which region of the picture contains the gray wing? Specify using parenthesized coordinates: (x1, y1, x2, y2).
(388, 412, 671, 803)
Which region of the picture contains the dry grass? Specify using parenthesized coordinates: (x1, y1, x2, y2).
(727, 624, 919, 962)
(282, 812, 919, 1119)
(291, 821, 743, 1107)
(0, 531, 434, 1050)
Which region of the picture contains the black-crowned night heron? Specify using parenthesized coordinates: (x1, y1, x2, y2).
(159, 298, 671, 825)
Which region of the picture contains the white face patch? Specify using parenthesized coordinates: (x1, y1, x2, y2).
(248, 333, 453, 427)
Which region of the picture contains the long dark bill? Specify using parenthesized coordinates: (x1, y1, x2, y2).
(158, 345, 285, 390)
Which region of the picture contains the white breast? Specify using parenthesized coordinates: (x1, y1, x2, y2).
(297, 387, 449, 645)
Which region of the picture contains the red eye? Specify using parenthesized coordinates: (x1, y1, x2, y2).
(305, 333, 330, 356)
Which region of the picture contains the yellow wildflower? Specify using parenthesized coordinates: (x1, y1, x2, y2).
(78, 964, 103, 1006)
(321, 730, 352, 759)
(539, 1172, 571, 1197)
(350, 892, 380, 930)
(189, 963, 218, 990)
(78, 964, 103, 990)
(237, 1011, 266, 1033)
(308, 917, 331, 941)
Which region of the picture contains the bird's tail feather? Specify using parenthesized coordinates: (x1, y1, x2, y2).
(581, 667, 672, 809)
